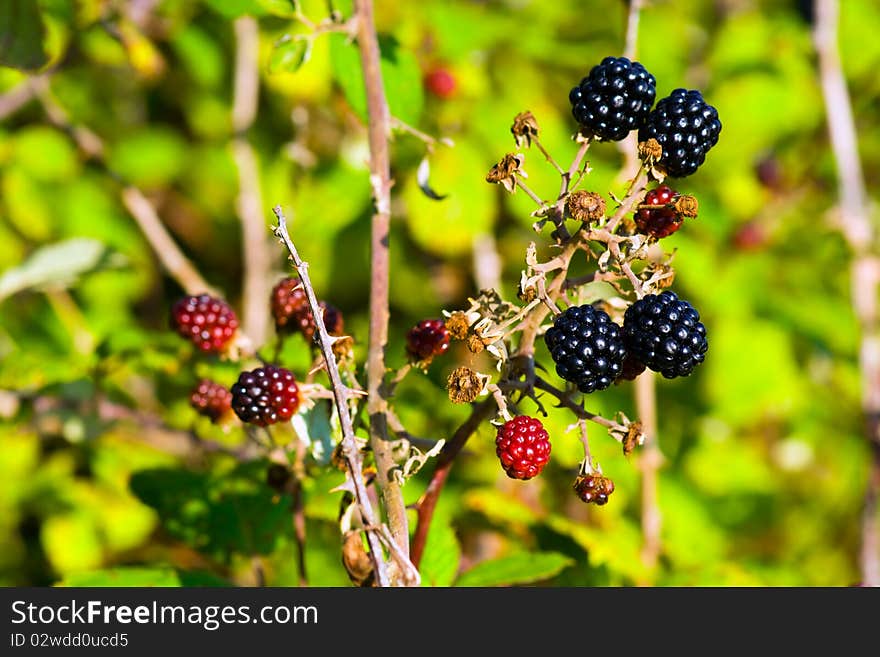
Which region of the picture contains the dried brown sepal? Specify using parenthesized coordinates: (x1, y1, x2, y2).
(622, 421, 645, 456)
(466, 334, 485, 354)
(573, 473, 615, 505)
(517, 278, 538, 302)
(342, 531, 375, 587)
(638, 138, 663, 165)
(674, 194, 699, 218)
(486, 153, 525, 193)
(447, 366, 485, 404)
(444, 311, 471, 340)
(511, 111, 540, 148)
(566, 190, 606, 223)
(331, 335, 355, 363)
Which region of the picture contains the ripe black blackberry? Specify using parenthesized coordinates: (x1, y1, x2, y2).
(569, 56, 656, 142)
(170, 294, 239, 353)
(495, 416, 552, 481)
(230, 366, 301, 426)
(638, 88, 722, 178)
(544, 305, 627, 393)
(622, 291, 708, 378)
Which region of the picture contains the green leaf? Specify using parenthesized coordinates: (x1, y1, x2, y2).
(0, 238, 124, 302)
(203, 0, 265, 18)
(107, 128, 187, 188)
(291, 400, 336, 465)
(419, 522, 460, 587)
(58, 567, 229, 587)
(269, 37, 312, 74)
(455, 552, 573, 587)
(329, 33, 424, 125)
(0, 0, 49, 71)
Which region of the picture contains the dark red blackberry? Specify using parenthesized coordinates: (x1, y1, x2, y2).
(406, 319, 450, 362)
(569, 56, 656, 141)
(573, 473, 615, 505)
(171, 294, 239, 353)
(638, 88, 722, 178)
(622, 291, 708, 379)
(271, 277, 307, 333)
(495, 416, 551, 481)
(544, 305, 627, 393)
(635, 185, 683, 239)
(294, 301, 344, 341)
(190, 379, 233, 423)
(424, 67, 456, 99)
(616, 353, 647, 382)
(230, 366, 301, 426)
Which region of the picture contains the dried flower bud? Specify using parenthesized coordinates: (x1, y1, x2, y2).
(573, 473, 615, 505)
(447, 366, 485, 404)
(638, 138, 663, 164)
(511, 111, 540, 148)
(466, 334, 485, 354)
(622, 421, 645, 456)
(674, 194, 699, 218)
(444, 311, 471, 340)
(486, 153, 525, 193)
(566, 190, 606, 223)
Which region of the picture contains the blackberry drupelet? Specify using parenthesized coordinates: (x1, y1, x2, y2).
(230, 366, 301, 426)
(638, 88, 722, 178)
(406, 319, 450, 362)
(569, 56, 656, 141)
(295, 301, 344, 341)
(189, 379, 233, 423)
(495, 416, 552, 481)
(544, 305, 627, 393)
(171, 294, 239, 353)
(622, 291, 708, 378)
(635, 185, 683, 238)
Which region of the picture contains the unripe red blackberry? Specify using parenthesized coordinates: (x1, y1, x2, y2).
(635, 185, 683, 239)
(170, 294, 239, 353)
(573, 473, 615, 505)
(495, 416, 551, 481)
(294, 301, 344, 341)
(271, 277, 307, 333)
(230, 366, 301, 426)
(406, 319, 450, 362)
(189, 379, 233, 423)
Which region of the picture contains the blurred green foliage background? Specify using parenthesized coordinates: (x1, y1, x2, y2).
(0, 0, 877, 587)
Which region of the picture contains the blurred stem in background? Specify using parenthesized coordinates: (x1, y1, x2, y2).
(814, 0, 880, 586)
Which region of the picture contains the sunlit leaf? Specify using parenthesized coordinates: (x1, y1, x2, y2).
(455, 552, 573, 587)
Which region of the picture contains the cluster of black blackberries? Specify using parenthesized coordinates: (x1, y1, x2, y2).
(545, 291, 707, 391)
(569, 56, 721, 177)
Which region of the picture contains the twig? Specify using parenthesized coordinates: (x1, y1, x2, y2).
(531, 377, 628, 435)
(0, 78, 37, 121)
(355, 0, 411, 570)
(814, 0, 880, 587)
(411, 398, 496, 567)
(233, 17, 272, 346)
(635, 370, 661, 575)
(272, 205, 390, 587)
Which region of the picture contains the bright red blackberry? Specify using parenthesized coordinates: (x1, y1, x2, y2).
(230, 366, 301, 426)
(638, 88, 722, 178)
(573, 473, 615, 505)
(171, 294, 239, 353)
(406, 319, 450, 362)
(635, 185, 683, 238)
(622, 291, 708, 379)
(569, 56, 656, 142)
(544, 305, 627, 393)
(495, 416, 551, 481)
(271, 277, 307, 333)
(190, 379, 233, 423)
